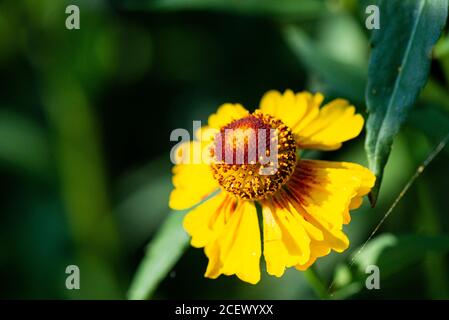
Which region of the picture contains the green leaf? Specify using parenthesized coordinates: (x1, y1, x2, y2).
(332, 234, 449, 298)
(365, 0, 448, 205)
(355, 234, 449, 278)
(128, 211, 189, 300)
(333, 263, 352, 289)
(283, 26, 366, 104)
(123, 0, 327, 19)
(315, 13, 369, 70)
(353, 234, 398, 273)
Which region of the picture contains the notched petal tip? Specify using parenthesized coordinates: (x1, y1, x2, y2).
(260, 159, 374, 276)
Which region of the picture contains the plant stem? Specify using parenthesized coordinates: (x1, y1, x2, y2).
(303, 267, 330, 299)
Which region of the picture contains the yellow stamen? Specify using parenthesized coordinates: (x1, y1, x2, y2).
(211, 111, 297, 200)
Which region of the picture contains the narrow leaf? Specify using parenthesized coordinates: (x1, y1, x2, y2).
(128, 212, 189, 300)
(332, 233, 449, 298)
(284, 26, 366, 104)
(365, 0, 448, 205)
(355, 234, 449, 278)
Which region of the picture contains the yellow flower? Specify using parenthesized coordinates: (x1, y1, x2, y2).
(169, 89, 375, 284)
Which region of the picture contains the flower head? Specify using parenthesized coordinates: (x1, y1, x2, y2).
(169, 90, 375, 284)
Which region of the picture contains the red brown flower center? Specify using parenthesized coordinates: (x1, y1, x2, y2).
(210, 111, 297, 200)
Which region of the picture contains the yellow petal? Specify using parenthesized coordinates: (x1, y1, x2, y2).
(169, 141, 218, 210)
(183, 192, 229, 248)
(296, 242, 330, 271)
(204, 199, 261, 284)
(258, 90, 363, 150)
(297, 99, 364, 150)
(262, 202, 311, 277)
(208, 103, 249, 129)
(258, 90, 322, 130)
(288, 160, 374, 229)
(195, 125, 219, 143)
(273, 159, 375, 268)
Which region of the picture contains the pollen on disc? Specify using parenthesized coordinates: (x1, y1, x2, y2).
(210, 112, 297, 200)
(214, 115, 272, 165)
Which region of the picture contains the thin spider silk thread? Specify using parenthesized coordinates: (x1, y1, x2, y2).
(328, 131, 449, 296)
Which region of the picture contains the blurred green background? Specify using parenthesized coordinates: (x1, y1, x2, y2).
(1, 0, 449, 299)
